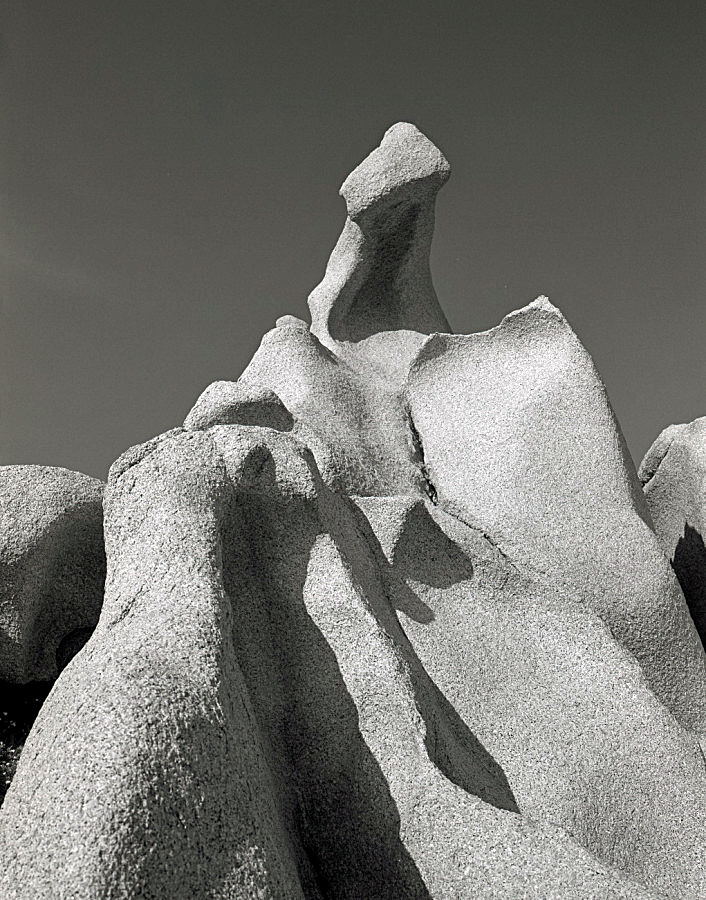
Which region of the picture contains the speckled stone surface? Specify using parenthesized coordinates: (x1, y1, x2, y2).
(1, 124, 705, 899)
(407, 298, 706, 735)
(357, 494, 706, 897)
(184, 380, 293, 432)
(0, 465, 105, 683)
(1, 427, 659, 899)
(642, 417, 706, 645)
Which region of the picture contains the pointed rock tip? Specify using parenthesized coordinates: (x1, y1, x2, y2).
(517, 295, 562, 317)
(494, 294, 572, 326)
(530, 294, 555, 311)
(639, 417, 706, 486)
(340, 122, 450, 221)
(275, 315, 309, 331)
(408, 296, 568, 373)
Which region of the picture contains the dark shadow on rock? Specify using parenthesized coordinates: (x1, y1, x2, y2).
(339, 498, 519, 815)
(55, 627, 95, 672)
(673, 523, 706, 646)
(0, 626, 96, 807)
(386, 573, 435, 625)
(333, 202, 422, 343)
(394, 501, 475, 589)
(0, 680, 53, 806)
(220, 447, 433, 898)
(345, 500, 476, 627)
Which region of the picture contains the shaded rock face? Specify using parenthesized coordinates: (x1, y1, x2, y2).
(1, 124, 705, 899)
(0, 465, 105, 804)
(641, 417, 706, 645)
(0, 465, 105, 684)
(0, 681, 53, 807)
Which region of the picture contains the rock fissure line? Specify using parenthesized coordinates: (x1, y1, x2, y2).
(407, 410, 438, 505)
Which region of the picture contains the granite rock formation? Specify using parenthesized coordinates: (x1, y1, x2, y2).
(0, 465, 105, 683)
(641, 418, 706, 646)
(0, 465, 105, 803)
(1, 123, 705, 899)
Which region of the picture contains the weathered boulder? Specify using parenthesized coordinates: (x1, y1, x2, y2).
(184, 380, 293, 432)
(0, 427, 657, 899)
(638, 422, 689, 486)
(357, 494, 706, 898)
(0, 466, 105, 804)
(0, 431, 310, 899)
(641, 417, 706, 645)
(0, 465, 105, 684)
(406, 298, 706, 734)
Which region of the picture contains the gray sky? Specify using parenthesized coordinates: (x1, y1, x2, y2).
(1, 1, 704, 480)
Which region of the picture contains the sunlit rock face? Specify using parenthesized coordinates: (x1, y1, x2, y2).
(1, 124, 706, 900)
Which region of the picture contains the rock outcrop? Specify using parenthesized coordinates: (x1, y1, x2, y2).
(0, 465, 106, 805)
(308, 122, 451, 384)
(641, 417, 706, 644)
(1, 123, 705, 899)
(184, 381, 294, 432)
(0, 465, 105, 684)
(406, 298, 706, 733)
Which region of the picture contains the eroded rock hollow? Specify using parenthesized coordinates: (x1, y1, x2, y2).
(2, 123, 706, 899)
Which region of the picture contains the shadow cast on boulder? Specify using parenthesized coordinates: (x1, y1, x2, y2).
(329, 493, 519, 815)
(220, 447, 433, 898)
(673, 522, 706, 646)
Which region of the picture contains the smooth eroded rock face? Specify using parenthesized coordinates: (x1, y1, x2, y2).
(1, 123, 704, 899)
(239, 319, 427, 497)
(407, 298, 706, 735)
(184, 380, 294, 433)
(309, 122, 450, 386)
(356, 494, 706, 898)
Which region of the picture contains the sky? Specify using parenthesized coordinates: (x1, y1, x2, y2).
(1, 1, 704, 480)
